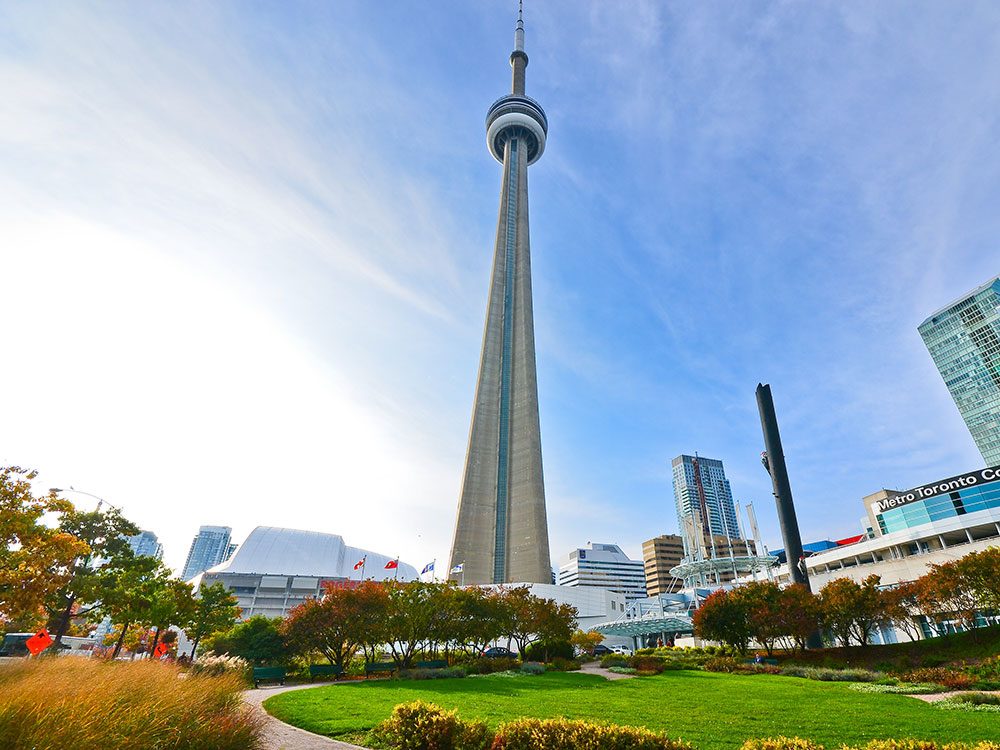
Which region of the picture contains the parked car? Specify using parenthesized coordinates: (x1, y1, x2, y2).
(592, 644, 613, 656)
(610, 645, 633, 655)
(481, 646, 517, 659)
(0, 633, 69, 657)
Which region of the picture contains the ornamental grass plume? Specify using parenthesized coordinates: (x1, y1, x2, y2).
(0, 656, 263, 750)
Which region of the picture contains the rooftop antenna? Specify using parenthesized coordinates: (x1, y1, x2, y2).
(515, 0, 525, 52)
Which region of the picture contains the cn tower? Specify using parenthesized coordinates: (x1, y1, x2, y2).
(448, 2, 551, 585)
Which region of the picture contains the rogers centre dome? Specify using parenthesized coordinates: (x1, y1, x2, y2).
(196, 526, 419, 620)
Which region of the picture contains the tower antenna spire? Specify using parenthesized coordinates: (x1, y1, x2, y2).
(515, 0, 524, 52)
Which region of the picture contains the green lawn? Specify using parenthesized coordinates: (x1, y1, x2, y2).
(263, 671, 1000, 749)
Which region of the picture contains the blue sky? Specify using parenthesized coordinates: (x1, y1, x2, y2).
(1, 1, 998, 574)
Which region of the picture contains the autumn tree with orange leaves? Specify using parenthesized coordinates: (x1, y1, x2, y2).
(0, 466, 89, 629)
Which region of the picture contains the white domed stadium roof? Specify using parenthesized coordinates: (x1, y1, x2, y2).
(205, 526, 418, 581)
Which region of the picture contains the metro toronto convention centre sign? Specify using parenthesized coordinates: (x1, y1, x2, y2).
(872, 465, 1000, 514)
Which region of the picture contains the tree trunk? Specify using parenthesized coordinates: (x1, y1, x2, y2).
(112, 622, 131, 659)
(190, 635, 201, 661)
(150, 628, 161, 657)
(53, 593, 77, 645)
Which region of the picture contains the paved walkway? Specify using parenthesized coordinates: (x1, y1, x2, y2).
(245, 683, 369, 750)
(578, 661, 637, 680)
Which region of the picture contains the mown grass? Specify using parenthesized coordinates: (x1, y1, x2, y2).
(0, 657, 263, 750)
(264, 670, 1000, 750)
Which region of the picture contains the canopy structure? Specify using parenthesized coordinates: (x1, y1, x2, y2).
(590, 596, 694, 646)
(669, 554, 777, 589)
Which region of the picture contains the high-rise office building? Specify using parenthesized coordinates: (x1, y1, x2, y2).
(919, 277, 1000, 466)
(557, 543, 647, 601)
(449, 5, 551, 585)
(641, 535, 685, 596)
(672, 454, 742, 547)
(127, 530, 163, 560)
(181, 525, 236, 581)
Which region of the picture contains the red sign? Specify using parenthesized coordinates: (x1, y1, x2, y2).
(153, 642, 168, 659)
(26, 629, 53, 656)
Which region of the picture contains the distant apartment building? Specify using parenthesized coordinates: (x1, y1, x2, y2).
(672, 454, 742, 543)
(181, 525, 236, 581)
(557, 542, 647, 601)
(127, 530, 163, 560)
(919, 276, 1000, 466)
(641, 535, 685, 596)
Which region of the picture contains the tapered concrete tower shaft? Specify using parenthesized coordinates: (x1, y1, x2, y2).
(449, 4, 551, 585)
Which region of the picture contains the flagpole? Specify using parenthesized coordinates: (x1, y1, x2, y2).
(362, 556, 366, 581)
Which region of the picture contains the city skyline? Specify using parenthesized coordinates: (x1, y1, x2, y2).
(1, 2, 998, 575)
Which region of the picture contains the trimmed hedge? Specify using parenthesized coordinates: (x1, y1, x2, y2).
(491, 717, 694, 750)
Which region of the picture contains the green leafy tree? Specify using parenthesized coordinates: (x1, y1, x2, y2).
(693, 589, 752, 654)
(501, 586, 577, 660)
(448, 585, 507, 655)
(98, 555, 172, 658)
(881, 581, 923, 642)
(952, 548, 1000, 615)
(46, 505, 139, 644)
(0, 467, 89, 629)
(209, 615, 287, 665)
(185, 582, 241, 659)
(147, 578, 196, 656)
(383, 581, 451, 668)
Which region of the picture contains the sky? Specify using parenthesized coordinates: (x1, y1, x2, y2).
(1, 1, 998, 576)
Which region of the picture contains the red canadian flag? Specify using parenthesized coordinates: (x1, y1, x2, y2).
(384, 559, 398, 570)
(353, 558, 365, 571)
(26, 629, 53, 656)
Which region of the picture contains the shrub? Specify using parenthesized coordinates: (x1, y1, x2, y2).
(847, 742, 1000, 750)
(464, 657, 519, 675)
(608, 666, 638, 674)
(848, 683, 946, 695)
(901, 668, 976, 690)
(549, 657, 581, 672)
(491, 717, 693, 749)
(950, 692, 1000, 706)
(398, 666, 467, 680)
(520, 661, 546, 675)
(779, 666, 884, 683)
(966, 655, 1000, 681)
(0, 657, 262, 750)
(188, 651, 249, 680)
(741, 738, 825, 750)
(704, 657, 743, 673)
(601, 654, 630, 668)
(630, 656, 667, 674)
(372, 701, 492, 750)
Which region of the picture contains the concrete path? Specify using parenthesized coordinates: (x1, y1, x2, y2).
(578, 661, 636, 680)
(245, 683, 370, 750)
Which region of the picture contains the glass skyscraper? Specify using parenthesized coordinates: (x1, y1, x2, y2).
(672, 454, 742, 542)
(181, 525, 236, 581)
(127, 530, 163, 560)
(919, 277, 1000, 466)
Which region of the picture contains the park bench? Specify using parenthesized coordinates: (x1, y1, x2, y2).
(308, 664, 344, 682)
(415, 660, 448, 670)
(252, 666, 286, 688)
(364, 661, 396, 677)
